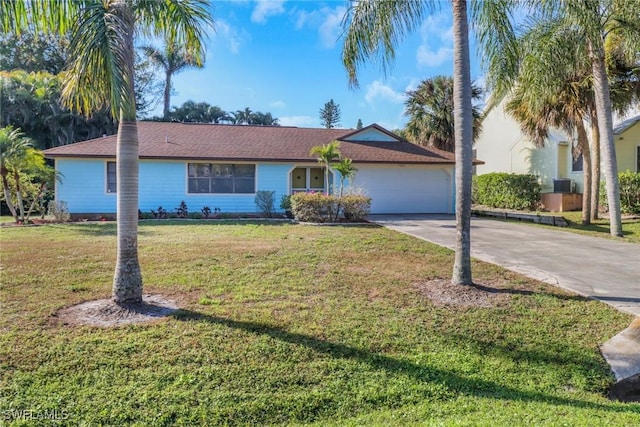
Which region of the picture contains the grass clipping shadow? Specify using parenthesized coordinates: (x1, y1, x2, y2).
(55, 294, 178, 327)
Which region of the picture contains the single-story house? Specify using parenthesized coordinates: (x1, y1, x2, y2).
(43, 122, 460, 216)
(476, 102, 639, 198)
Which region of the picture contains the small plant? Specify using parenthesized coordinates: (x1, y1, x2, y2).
(255, 190, 276, 218)
(151, 206, 168, 219)
(201, 206, 212, 219)
(280, 194, 292, 211)
(176, 200, 188, 218)
(47, 201, 70, 223)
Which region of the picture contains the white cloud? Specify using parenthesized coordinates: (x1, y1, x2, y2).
(215, 20, 249, 54)
(364, 80, 406, 105)
(251, 0, 286, 24)
(278, 115, 316, 127)
(269, 100, 286, 108)
(416, 13, 454, 68)
(294, 6, 347, 49)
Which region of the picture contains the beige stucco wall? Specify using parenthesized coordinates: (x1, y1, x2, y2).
(615, 121, 640, 173)
(475, 102, 584, 193)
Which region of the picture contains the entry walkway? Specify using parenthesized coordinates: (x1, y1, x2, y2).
(371, 214, 640, 381)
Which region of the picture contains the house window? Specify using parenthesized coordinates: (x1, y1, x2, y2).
(572, 153, 583, 172)
(187, 163, 255, 194)
(106, 161, 117, 193)
(571, 142, 582, 172)
(291, 167, 327, 193)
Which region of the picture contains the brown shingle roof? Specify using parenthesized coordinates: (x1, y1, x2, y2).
(43, 121, 457, 164)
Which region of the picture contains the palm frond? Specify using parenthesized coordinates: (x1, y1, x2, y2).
(341, 0, 437, 88)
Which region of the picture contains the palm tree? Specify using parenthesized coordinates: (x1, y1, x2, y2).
(140, 41, 204, 120)
(309, 140, 341, 195)
(342, 0, 474, 285)
(404, 75, 483, 151)
(0, 126, 31, 221)
(3, 0, 213, 304)
(476, 0, 640, 237)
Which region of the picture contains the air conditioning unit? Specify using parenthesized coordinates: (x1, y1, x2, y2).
(553, 179, 573, 193)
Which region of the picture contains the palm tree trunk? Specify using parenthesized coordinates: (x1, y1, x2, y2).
(590, 118, 600, 220)
(163, 71, 171, 120)
(451, 0, 473, 285)
(576, 122, 591, 225)
(112, 5, 143, 304)
(13, 169, 25, 221)
(588, 39, 622, 236)
(1, 167, 18, 221)
(112, 117, 143, 303)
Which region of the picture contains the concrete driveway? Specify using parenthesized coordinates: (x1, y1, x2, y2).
(371, 214, 640, 317)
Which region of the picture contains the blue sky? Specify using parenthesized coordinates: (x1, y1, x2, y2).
(160, 1, 484, 130)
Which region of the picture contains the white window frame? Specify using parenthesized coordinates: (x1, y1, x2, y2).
(186, 162, 256, 195)
(106, 161, 117, 194)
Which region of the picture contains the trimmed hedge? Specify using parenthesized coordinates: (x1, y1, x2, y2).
(473, 173, 541, 211)
(600, 171, 640, 214)
(290, 192, 371, 223)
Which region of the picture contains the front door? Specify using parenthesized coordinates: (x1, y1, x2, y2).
(291, 167, 326, 193)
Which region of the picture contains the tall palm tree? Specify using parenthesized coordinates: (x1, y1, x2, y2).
(3, 0, 213, 304)
(404, 75, 483, 152)
(342, 0, 474, 285)
(476, 0, 640, 237)
(309, 140, 341, 195)
(140, 41, 204, 120)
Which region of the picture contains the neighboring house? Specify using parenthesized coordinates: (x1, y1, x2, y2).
(475, 101, 585, 194)
(476, 105, 639, 196)
(43, 122, 459, 216)
(613, 115, 640, 173)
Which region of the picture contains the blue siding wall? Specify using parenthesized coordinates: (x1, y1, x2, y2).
(56, 158, 295, 214)
(56, 158, 115, 213)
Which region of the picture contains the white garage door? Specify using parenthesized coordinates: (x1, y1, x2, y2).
(352, 166, 452, 214)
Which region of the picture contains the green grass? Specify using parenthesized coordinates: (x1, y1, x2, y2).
(560, 211, 640, 243)
(1, 221, 638, 426)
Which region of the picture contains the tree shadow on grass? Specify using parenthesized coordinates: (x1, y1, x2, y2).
(470, 282, 592, 302)
(171, 309, 638, 414)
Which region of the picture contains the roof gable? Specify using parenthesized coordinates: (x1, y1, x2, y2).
(339, 124, 402, 143)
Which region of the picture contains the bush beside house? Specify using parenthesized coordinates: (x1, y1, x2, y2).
(291, 192, 371, 223)
(473, 173, 541, 211)
(600, 171, 640, 215)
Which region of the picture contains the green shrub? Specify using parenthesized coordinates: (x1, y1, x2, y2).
(600, 171, 640, 214)
(291, 192, 370, 222)
(473, 173, 541, 211)
(255, 190, 276, 218)
(340, 195, 371, 222)
(291, 192, 337, 222)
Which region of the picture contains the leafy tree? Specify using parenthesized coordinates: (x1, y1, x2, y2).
(133, 50, 163, 118)
(319, 99, 341, 128)
(250, 111, 280, 126)
(140, 41, 203, 120)
(404, 75, 483, 152)
(310, 140, 341, 195)
(0, 126, 57, 222)
(4, 0, 213, 304)
(0, 31, 69, 74)
(342, 0, 475, 285)
(230, 107, 253, 125)
(167, 101, 229, 123)
(0, 70, 117, 148)
(356, 118, 363, 129)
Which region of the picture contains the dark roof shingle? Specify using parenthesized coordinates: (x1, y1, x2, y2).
(43, 121, 456, 164)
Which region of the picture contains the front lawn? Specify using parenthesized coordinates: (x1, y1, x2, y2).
(1, 221, 638, 425)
